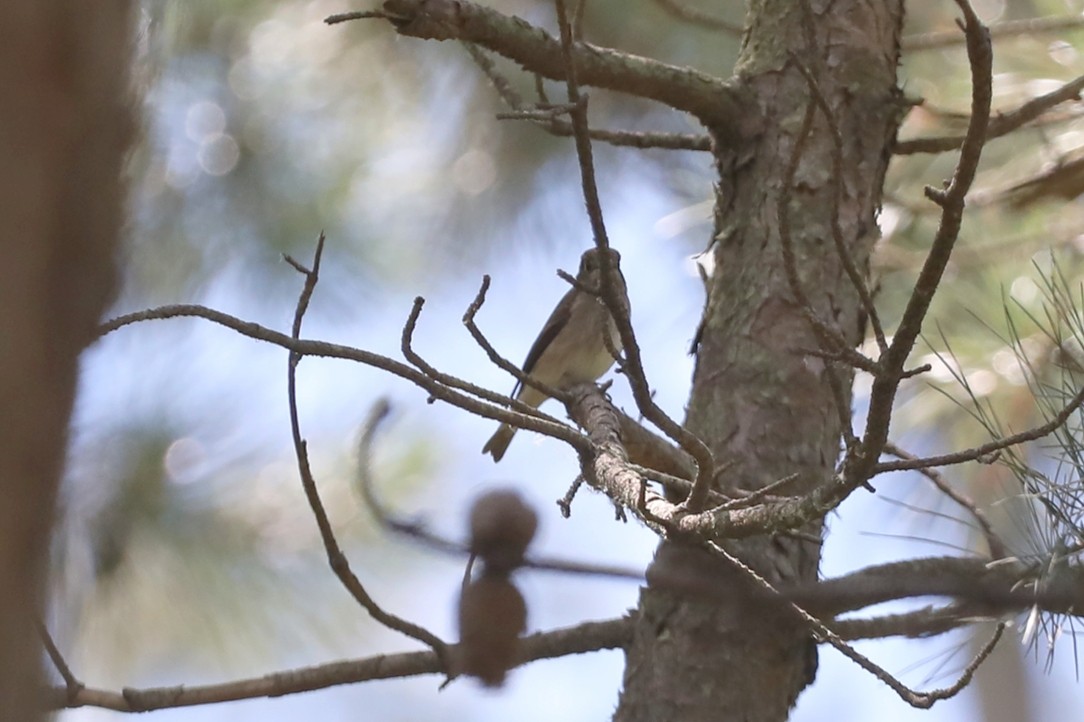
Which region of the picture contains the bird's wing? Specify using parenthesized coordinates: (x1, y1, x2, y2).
(512, 287, 576, 397)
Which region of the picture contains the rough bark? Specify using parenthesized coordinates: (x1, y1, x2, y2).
(0, 3, 132, 719)
(615, 2, 906, 720)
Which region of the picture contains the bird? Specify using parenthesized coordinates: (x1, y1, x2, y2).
(482, 247, 624, 462)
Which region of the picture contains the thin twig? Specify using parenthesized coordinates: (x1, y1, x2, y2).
(551, 0, 717, 509)
(403, 295, 542, 410)
(872, 381, 1084, 475)
(896, 72, 1084, 155)
(461, 273, 576, 409)
(461, 38, 711, 152)
(717, 473, 799, 510)
(705, 541, 1003, 708)
(324, 10, 395, 25)
(882, 441, 1007, 558)
(283, 235, 450, 662)
(854, 1, 993, 492)
(37, 621, 83, 701)
(98, 305, 588, 453)
(557, 475, 584, 517)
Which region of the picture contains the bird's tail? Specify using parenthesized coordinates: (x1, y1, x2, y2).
(482, 424, 516, 462)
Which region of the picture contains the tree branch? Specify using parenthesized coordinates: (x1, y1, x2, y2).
(830, 603, 996, 641)
(882, 441, 1007, 558)
(701, 539, 1001, 709)
(463, 42, 711, 151)
(872, 380, 1084, 474)
(355, 0, 745, 130)
(48, 618, 631, 712)
(283, 238, 450, 661)
(786, 556, 1076, 617)
(549, 0, 717, 509)
(98, 303, 589, 453)
(851, 2, 992, 500)
(895, 72, 1084, 155)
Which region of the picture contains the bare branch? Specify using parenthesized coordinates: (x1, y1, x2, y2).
(98, 304, 588, 452)
(404, 294, 543, 412)
(550, 0, 717, 509)
(566, 381, 1084, 564)
(460, 273, 572, 414)
(282, 237, 450, 661)
(896, 73, 1084, 155)
(48, 619, 631, 712)
(463, 43, 711, 151)
(356, 0, 745, 129)
(787, 555, 1084, 618)
(703, 540, 1000, 708)
(852, 3, 992, 498)
(566, 384, 847, 539)
(830, 603, 995, 641)
(38, 621, 83, 703)
(882, 441, 1007, 558)
(325, 10, 396, 24)
(872, 380, 1084, 474)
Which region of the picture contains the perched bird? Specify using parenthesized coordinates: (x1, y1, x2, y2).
(482, 247, 624, 462)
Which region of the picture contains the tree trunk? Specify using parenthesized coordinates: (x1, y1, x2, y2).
(0, 3, 132, 719)
(615, 2, 905, 719)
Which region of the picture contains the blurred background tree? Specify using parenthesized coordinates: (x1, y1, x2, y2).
(49, 1, 1084, 721)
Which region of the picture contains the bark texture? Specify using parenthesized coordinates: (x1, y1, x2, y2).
(0, 3, 132, 719)
(615, 2, 906, 720)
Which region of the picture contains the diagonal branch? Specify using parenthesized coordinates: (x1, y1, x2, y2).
(38, 621, 83, 703)
(459, 273, 573, 418)
(882, 441, 1006, 558)
(348, 0, 745, 129)
(463, 42, 711, 151)
(896, 72, 1084, 155)
(703, 540, 1004, 709)
(98, 303, 588, 453)
(872, 380, 1084, 475)
(550, 0, 717, 509)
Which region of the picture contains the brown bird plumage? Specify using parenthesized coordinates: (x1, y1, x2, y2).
(482, 248, 624, 461)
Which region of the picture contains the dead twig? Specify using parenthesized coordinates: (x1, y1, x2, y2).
(552, 0, 717, 512)
(283, 235, 450, 663)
